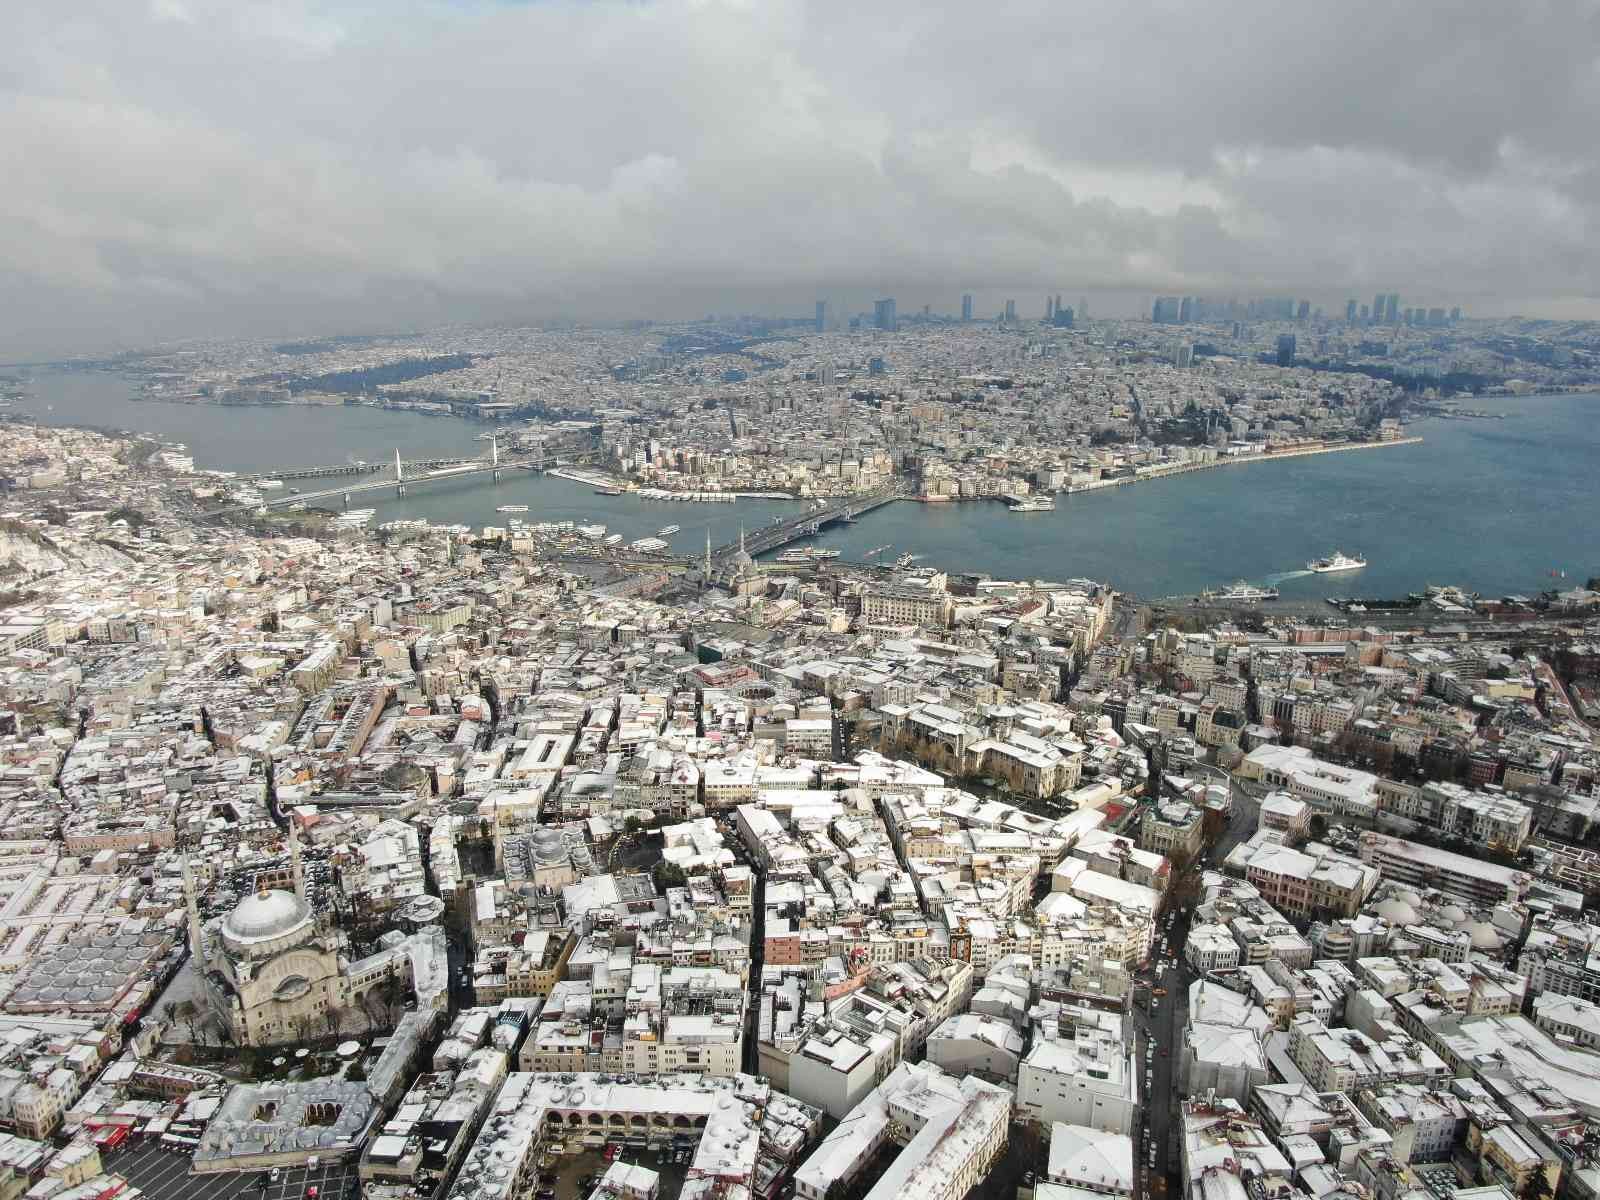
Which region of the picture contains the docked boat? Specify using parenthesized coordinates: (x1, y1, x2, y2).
(593, 486, 624, 496)
(657, 524, 681, 536)
(1202, 581, 1281, 602)
(775, 546, 840, 564)
(496, 505, 530, 513)
(1307, 551, 1367, 573)
(603, 533, 623, 546)
(1008, 497, 1056, 512)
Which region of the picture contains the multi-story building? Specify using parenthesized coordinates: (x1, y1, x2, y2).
(1356, 833, 1531, 907)
(1141, 801, 1205, 861)
(1016, 1018, 1136, 1134)
(860, 585, 953, 629)
(1286, 1012, 1449, 1094)
(792, 1061, 1010, 1200)
(1226, 832, 1379, 919)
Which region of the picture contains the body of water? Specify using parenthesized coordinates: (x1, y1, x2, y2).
(14, 370, 1600, 600)
(15, 369, 489, 470)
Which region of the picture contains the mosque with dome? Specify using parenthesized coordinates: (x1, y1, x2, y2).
(189, 829, 448, 1047)
(198, 883, 346, 1047)
(685, 526, 766, 598)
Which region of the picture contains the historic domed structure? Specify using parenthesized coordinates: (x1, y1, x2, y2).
(723, 529, 766, 598)
(188, 824, 450, 1048)
(221, 889, 314, 955)
(201, 885, 343, 1048)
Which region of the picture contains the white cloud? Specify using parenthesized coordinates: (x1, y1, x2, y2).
(2, 0, 1597, 356)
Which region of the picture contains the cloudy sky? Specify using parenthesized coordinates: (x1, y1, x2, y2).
(5, 0, 1598, 357)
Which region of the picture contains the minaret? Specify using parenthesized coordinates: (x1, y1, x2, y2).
(739, 525, 745, 555)
(704, 528, 711, 576)
(182, 852, 203, 957)
(289, 818, 305, 901)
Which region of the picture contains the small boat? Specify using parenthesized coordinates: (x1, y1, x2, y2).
(865, 545, 892, 558)
(593, 486, 624, 496)
(657, 524, 681, 536)
(496, 505, 530, 514)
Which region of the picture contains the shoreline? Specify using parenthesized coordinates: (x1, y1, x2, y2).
(1055, 436, 1424, 496)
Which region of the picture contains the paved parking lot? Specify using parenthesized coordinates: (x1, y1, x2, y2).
(549, 1146, 690, 1200)
(104, 1144, 359, 1200)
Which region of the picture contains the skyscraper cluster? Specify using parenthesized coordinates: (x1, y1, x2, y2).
(1046, 295, 1075, 328)
(1349, 295, 1459, 327)
(1151, 292, 1463, 329)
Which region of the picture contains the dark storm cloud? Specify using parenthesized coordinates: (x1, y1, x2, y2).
(3, 0, 1597, 355)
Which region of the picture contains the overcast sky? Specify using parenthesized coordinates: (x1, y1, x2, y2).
(5, 0, 1599, 357)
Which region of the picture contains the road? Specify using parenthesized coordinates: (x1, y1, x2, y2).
(1133, 766, 1258, 1199)
(742, 851, 767, 1076)
(1216, 776, 1262, 864)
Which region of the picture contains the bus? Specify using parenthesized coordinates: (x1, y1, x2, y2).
(91, 1126, 130, 1151)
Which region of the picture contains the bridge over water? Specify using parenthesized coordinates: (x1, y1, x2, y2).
(713, 485, 904, 561)
(202, 444, 605, 518)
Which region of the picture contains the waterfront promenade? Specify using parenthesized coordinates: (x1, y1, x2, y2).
(1060, 436, 1424, 495)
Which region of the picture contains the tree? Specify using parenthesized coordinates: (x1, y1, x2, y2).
(1308, 813, 1329, 841)
(654, 861, 687, 891)
(173, 999, 201, 1044)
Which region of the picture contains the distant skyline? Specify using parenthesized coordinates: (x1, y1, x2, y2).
(4, 1, 1599, 358)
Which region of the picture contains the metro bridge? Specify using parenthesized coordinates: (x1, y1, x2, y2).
(202, 442, 604, 518)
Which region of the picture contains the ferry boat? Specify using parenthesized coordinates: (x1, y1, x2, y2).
(775, 546, 841, 564)
(1202, 581, 1281, 602)
(1008, 496, 1056, 512)
(1307, 551, 1367, 574)
(657, 524, 681, 536)
(496, 505, 530, 514)
(593, 486, 624, 496)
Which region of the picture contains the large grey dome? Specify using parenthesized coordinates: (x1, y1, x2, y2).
(530, 827, 566, 863)
(223, 889, 312, 945)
